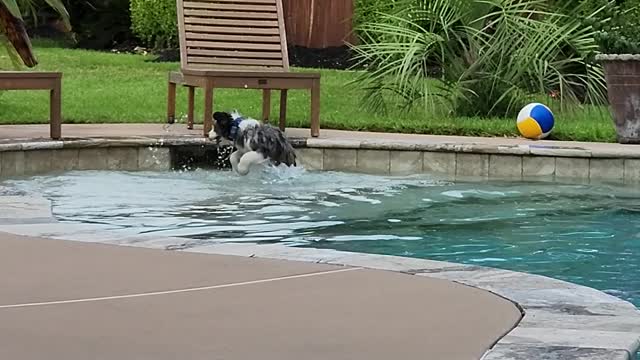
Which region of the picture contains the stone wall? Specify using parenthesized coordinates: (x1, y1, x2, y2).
(296, 148, 640, 184)
(0, 137, 638, 185)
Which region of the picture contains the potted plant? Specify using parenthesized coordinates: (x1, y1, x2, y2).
(594, 1, 640, 143)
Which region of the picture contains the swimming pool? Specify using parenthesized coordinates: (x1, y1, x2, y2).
(3, 168, 640, 307)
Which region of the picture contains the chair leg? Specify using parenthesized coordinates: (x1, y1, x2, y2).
(203, 81, 214, 137)
(50, 81, 62, 140)
(310, 79, 320, 137)
(279, 89, 288, 132)
(167, 80, 177, 124)
(187, 86, 195, 130)
(262, 89, 271, 123)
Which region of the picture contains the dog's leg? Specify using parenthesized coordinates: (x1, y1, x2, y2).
(229, 150, 242, 173)
(237, 151, 267, 176)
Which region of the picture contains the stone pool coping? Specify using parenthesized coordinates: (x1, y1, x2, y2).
(0, 194, 639, 359)
(1, 124, 640, 158)
(2, 124, 640, 182)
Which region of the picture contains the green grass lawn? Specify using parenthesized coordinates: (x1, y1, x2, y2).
(0, 40, 618, 142)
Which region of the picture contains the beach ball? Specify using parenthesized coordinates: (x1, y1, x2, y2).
(516, 103, 555, 140)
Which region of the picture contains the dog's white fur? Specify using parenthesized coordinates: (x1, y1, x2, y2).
(210, 111, 265, 175)
(210, 110, 283, 176)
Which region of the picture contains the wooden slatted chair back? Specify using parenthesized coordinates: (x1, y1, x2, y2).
(176, 0, 290, 72)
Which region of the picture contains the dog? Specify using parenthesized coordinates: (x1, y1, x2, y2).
(210, 110, 297, 175)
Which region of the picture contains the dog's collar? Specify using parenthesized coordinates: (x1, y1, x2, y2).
(228, 117, 244, 140)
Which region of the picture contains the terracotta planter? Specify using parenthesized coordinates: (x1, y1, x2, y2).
(597, 54, 640, 144)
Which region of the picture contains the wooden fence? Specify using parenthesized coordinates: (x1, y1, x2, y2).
(282, 0, 355, 49)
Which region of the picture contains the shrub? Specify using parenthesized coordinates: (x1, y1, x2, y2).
(130, 0, 177, 49)
(20, 0, 134, 50)
(67, 0, 133, 49)
(354, 0, 395, 31)
(351, 0, 608, 118)
(588, 0, 640, 54)
(552, 0, 640, 54)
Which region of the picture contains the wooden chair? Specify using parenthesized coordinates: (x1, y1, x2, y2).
(167, 0, 321, 138)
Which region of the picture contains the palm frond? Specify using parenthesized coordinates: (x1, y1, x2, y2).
(352, 0, 608, 117)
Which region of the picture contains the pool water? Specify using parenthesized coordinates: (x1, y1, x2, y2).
(3, 168, 640, 307)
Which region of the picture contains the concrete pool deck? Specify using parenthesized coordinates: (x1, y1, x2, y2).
(0, 232, 520, 360)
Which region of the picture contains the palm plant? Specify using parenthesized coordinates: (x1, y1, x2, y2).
(0, 0, 69, 68)
(351, 0, 608, 117)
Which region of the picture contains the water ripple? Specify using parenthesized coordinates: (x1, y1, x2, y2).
(4, 169, 640, 307)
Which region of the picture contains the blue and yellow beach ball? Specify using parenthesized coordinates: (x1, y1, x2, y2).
(516, 103, 555, 140)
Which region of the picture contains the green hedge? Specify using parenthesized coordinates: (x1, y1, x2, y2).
(130, 0, 178, 49)
(589, 0, 640, 54)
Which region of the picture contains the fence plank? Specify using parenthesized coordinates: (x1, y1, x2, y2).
(282, 0, 354, 48)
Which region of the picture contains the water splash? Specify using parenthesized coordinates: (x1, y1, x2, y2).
(162, 113, 187, 133)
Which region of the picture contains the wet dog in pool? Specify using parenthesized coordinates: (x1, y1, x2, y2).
(210, 110, 297, 176)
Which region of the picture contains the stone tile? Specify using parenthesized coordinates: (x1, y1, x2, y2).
(78, 148, 109, 170)
(423, 152, 456, 175)
(295, 148, 323, 171)
(624, 159, 640, 184)
(592, 148, 640, 159)
(306, 138, 361, 149)
(520, 309, 640, 332)
(1, 151, 25, 177)
(323, 149, 357, 171)
(483, 345, 630, 360)
(24, 150, 52, 175)
(356, 149, 390, 174)
(107, 147, 139, 171)
(522, 156, 556, 179)
(489, 155, 523, 179)
(0, 222, 119, 242)
(0, 143, 22, 152)
(419, 267, 575, 292)
(360, 140, 417, 151)
(51, 149, 79, 171)
(326, 252, 459, 272)
(188, 243, 289, 258)
(205, 244, 347, 264)
(0, 196, 54, 223)
(390, 151, 423, 175)
(529, 146, 591, 158)
(21, 141, 63, 150)
(497, 145, 531, 155)
(555, 157, 589, 181)
(455, 153, 489, 178)
(495, 287, 639, 316)
(590, 159, 624, 183)
(498, 327, 640, 353)
(138, 147, 171, 171)
(103, 236, 193, 250)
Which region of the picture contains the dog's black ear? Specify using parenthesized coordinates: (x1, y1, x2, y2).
(213, 111, 233, 124)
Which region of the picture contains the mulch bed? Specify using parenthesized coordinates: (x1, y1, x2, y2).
(148, 45, 361, 70)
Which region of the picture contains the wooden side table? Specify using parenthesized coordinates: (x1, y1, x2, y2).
(0, 72, 62, 139)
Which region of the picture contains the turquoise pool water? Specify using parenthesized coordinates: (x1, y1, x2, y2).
(3, 168, 640, 307)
